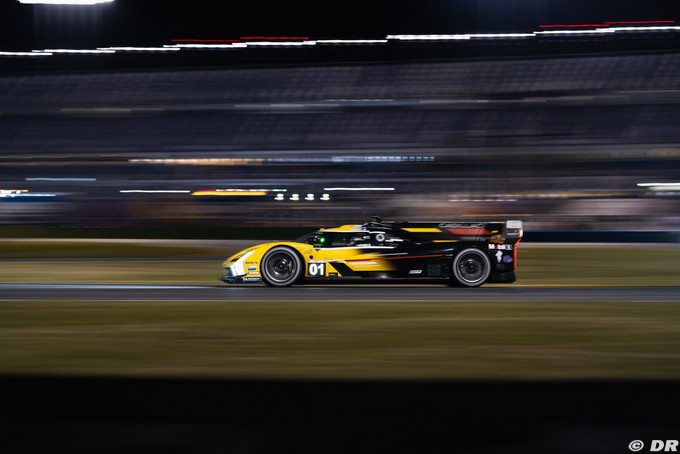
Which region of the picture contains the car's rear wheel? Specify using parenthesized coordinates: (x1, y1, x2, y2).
(450, 248, 491, 287)
(261, 246, 303, 287)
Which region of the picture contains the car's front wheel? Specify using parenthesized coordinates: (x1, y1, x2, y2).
(450, 248, 491, 287)
(261, 246, 303, 287)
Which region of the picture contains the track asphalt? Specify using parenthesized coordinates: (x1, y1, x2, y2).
(1, 283, 678, 301)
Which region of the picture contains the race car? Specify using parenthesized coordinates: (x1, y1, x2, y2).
(220, 217, 523, 287)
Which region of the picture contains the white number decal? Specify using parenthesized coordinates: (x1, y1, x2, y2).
(308, 262, 325, 277)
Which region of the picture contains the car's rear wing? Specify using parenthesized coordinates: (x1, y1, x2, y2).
(385, 220, 523, 243)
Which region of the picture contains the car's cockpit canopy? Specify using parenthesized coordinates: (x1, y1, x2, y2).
(297, 231, 370, 248)
(297, 228, 407, 248)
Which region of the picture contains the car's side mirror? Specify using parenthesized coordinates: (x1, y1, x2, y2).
(371, 232, 386, 245)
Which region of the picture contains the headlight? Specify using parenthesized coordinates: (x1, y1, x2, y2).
(228, 250, 256, 277)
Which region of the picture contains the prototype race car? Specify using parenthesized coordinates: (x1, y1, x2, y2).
(220, 217, 523, 287)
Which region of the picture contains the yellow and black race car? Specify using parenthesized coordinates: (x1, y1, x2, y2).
(221, 217, 523, 288)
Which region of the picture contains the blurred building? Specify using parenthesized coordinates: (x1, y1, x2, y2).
(1, 40, 679, 236)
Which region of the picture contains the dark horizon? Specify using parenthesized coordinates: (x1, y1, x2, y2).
(0, 0, 677, 51)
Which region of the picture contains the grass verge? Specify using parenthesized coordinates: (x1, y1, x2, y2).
(0, 300, 679, 380)
(0, 244, 678, 285)
(0, 241, 223, 259)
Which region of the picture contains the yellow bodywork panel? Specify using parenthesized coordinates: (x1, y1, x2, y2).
(319, 224, 364, 232)
(223, 241, 397, 279)
(402, 227, 442, 233)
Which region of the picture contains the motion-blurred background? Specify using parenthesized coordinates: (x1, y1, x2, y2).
(2, 3, 680, 453)
(1, 0, 678, 240)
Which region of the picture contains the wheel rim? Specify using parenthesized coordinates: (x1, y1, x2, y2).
(265, 252, 296, 283)
(457, 253, 486, 283)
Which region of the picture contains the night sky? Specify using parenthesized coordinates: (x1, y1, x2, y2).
(0, 0, 677, 51)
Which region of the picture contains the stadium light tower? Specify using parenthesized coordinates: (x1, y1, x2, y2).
(19, 0, 114, 50)
(18, 0, 113, 4)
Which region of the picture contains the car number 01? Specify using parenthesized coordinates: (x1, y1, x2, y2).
(308, 262, 325, 277)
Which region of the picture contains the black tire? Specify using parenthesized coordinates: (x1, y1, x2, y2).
(261, 246, 303, 287)
(450, 248, 491, 287)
